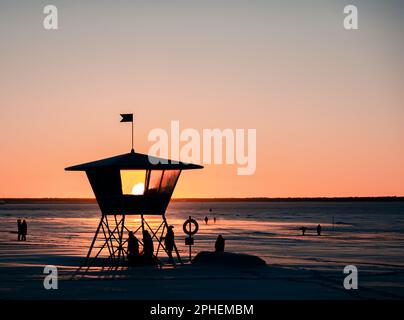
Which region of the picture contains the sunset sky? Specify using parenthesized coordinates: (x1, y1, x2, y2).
(0, 0, 403, 198)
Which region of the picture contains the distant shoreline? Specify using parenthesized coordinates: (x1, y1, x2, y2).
(1, 196, 404, 204)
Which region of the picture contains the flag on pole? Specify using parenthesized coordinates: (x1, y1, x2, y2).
(120, 113, 135, 152)
(120, 113, 133, 122)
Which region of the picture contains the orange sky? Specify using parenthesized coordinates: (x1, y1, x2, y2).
(0, 1, 403, 198)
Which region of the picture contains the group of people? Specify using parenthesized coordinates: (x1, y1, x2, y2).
(204, 208, 217, 225)
(127, 225, 226, 266)
(204, 216, 217, 224)
(127, 226, 176, 266)
(17, 219, 27, 241)
(299, 224, 322, 236)
(127, 230, 153, 266)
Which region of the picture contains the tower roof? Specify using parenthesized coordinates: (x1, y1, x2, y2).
(65, 151, 203, 171)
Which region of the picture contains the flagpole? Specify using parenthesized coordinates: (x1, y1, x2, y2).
(120, 113, 134, 153)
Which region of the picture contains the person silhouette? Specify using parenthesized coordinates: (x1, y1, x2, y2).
(142, 230, 154, 263)
(300, 226, 307, 236)
(21, 220, 27, 241)
(204, 216, 209, 225)
(317, 224, 322, 236)
(17, 219, 22, 241)
(164, 226, 175, 263)
(215, 235, 225, 252)
(213, 217, 217, 224)
(127, 231, 139, 265)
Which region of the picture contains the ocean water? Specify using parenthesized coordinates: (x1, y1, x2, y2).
(1, 201, 404, 274)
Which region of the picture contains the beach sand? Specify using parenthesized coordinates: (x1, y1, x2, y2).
(1, 241, 402, 300)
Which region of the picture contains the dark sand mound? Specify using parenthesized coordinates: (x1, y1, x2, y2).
(192, 251, 266, 267)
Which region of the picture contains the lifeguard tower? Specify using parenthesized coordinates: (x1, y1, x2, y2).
(65, 130, 203, 266)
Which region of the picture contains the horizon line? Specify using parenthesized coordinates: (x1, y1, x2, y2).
(1, 196, 404, 202)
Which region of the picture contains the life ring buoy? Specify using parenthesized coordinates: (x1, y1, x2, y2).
(183, 218, 199, 236)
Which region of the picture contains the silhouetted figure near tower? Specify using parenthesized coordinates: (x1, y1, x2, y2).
(215, 235, 225, 252)
(300, 226, 307, 236)
(164, 226, 175, 263)
(142, 230, 154, 263)
(127, 231, 139, 265)
(204, 216, 209, 225)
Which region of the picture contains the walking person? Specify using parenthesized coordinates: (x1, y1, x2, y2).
(21, 220, 27, 241)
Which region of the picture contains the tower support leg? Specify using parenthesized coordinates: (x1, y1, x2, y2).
(85, 216, 104, 262)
